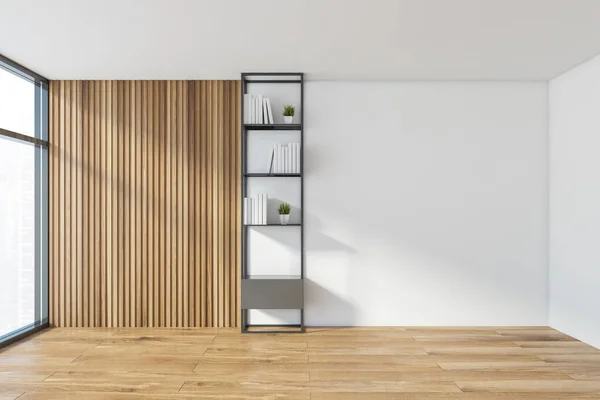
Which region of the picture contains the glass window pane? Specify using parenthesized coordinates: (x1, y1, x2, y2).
(0, 136, 36, 337)
(0, 67, 35, 137)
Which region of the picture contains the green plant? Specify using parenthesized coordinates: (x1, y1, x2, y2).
(278, 202, 291, 215)
(283, 105, 295, 117)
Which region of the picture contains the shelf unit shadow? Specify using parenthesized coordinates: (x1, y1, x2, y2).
(241, 72, 304, 334)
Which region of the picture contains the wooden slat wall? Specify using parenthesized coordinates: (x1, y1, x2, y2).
(49, 80, 241, 327)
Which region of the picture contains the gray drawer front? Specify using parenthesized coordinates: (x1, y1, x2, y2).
(241, 279, 304, 310)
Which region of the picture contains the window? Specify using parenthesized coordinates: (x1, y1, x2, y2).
(0, 55, 48, 345)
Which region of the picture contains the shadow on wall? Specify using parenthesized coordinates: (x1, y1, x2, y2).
(304, 278, 357, 327)
(246, 212, 358, 326)
(267, 197, 301, 225)
(304, 212, 360, 326)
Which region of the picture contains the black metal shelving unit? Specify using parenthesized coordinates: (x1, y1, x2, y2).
(241, 72, 304, 334)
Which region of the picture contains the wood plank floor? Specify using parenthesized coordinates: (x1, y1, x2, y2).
(1, 327, 599, 399)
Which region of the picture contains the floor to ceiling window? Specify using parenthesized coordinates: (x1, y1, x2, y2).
(0, 55, 48, 345)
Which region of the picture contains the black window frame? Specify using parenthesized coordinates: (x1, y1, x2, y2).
(0, 53, 49, 348)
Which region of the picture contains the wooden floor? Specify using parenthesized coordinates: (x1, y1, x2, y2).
(1, 327, 600, 399)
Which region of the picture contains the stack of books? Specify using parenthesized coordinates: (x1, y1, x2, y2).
(243, 193, 268, 225)
(244, 94, 275, 124)
(266, 142, 301, 174)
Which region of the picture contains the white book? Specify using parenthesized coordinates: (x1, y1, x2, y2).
(247, 197, 252, 224)
(267, 146, 275, 174)
(257, 195, 262, 226)
(256, 94, 262, 124)
(277, 143, 282, 174)
(266, 98, 274, 124)
(250, 96, 255, 124)
(243, 94, 249, 124)
(293, 143, 297, 173)
(254, 97, 259, 124)
(261, 193, 266, 225)
(263, 193, 269, 225)
(296, 142, 301, 173)
(243, 198, 247, 225)
(253, 195, 259, 225)
(291, 145, 295, 173)
(295, 143, 300, 173)
(262, 193, 266, 225)
(247, 198, 253, 225)
(286, 146, 291, 173)
(257, 97, 261, 123)
(256, 193, 262, 225)
(247, 96, 251, 124)
(256, 194, 261, 225)
(283, 146, 287, 173)
(255, 97, 259, 124)
(263, 98, 268, 124)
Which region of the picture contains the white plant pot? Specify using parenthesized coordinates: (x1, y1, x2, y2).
(279, 214, 290, 225)
(284, 116, 294, 124)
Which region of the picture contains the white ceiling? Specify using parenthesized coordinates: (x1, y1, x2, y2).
(1, 0, 600, 81)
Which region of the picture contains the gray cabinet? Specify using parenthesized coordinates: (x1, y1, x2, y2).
(242, 277, 303, 310)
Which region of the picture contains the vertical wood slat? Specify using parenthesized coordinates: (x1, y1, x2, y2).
(49, 80, 241, 327)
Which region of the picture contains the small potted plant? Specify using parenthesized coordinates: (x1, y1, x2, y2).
(283, 105, 295, 124)
(278, 202, 291, 225)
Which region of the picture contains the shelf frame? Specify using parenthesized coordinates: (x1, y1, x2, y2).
(245, 80, 301, 84)
(244, 173, 301, 178)
(244, 223, 301, 227)
(244, 124, 302, 131)
(241, 72, 305, 334)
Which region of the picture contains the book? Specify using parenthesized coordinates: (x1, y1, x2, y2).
(254, 97, 259, 124)
(243, 198, 248, 225)
(253, 195, 259, 224)
(257, 95, 263, 124)
(247, 197, 253, 225)
(267, 146, 275, 174)
(291, 143, 296, 173)
(256, 195, 261, 225)
(296, 142, 301, 173)
(257, 194, 262, 225)
(262, 193, 269, 225)
(244, 94, 250, 124)
(257, 97, 261, 123)
(277, 143, 282, 174)
(247, 96, 251, 124)
(265, 98, 270, 124)
(286, 145, 291, 173)
(262, 97, 269, 124)
(282, 145, 287, 173)
(254, 96, 258, 124)
(266, 98, 274, 124)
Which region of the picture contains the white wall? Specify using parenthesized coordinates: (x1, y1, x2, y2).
(549, 55, 600, 349)
(305, 81, 549, 326)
